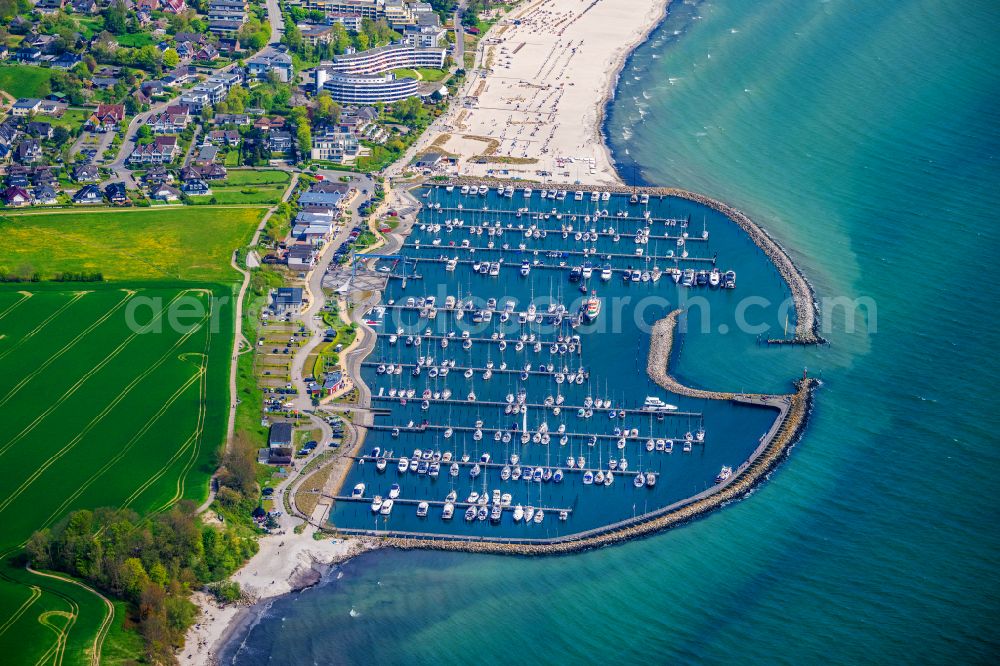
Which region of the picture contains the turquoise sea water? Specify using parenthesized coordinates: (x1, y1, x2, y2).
(223, 0, 1000, 662)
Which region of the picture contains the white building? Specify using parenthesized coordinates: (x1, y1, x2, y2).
(318, 72, 419, 104)
(310, 129, 361, 162)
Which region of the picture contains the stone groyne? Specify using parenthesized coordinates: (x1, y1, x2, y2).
(442, 177, 823, 343)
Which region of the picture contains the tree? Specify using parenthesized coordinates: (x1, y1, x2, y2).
(395, 96, 423, 123)
(103, 0, 128, 35)
(52, 126, 70, 145)
(296, 123, 312, 161)
(314, 93, 340, 126)
(162, 48, 179, 69)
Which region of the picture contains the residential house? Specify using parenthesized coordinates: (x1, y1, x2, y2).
(32, 185, 58, 205)
(71, 0, 97, 11)
(266, 130, 291, 155)
(0, 119, 19, 150)
(246, 51, 294, 83)
(31, 167, 56, 187)
(73, 163, 100, 182)
(26, 122, 53, 139)
(181, 178, 211, 195)
(213, 113, 250, 126)
(272, 287, 304, 314)
(16, 139, 42, 164)
(147, 104, 190, 133)
(104, 182, 128, 205)
(3, 186, 31, 207)
(286, 245, 317, 270)
(194, 44, 219, 61)
(254, 116, 285, 132)
(180, 163, 227, 181)
(207, 0, 249, 34)
(91, 76, 120, 90)
(142, 165, 173, 185)
(310, 129, 360, 163)
(87, 104, 125, 132)
(52, 53, 82, 69)
(11, 99, 42, 117)
(309, 180, 351, 195)
(193, 144, 219, 165)
(163, 0, 187, 13)
(14, 47, 43, 64)
(267, 422, 293, 465)
(128, 136, 178, 164)
(73, 184, 104, 204)
(151, 183, 181, 201)
(5, 168, 29, 187)
(298, 190, 344, 209)
(207, 129, 240, 146)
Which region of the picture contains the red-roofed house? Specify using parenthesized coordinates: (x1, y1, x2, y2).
(87, 104, 125, 132)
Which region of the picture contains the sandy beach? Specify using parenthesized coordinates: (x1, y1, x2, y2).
(402, 0, 669, 184)
(181, 524, 378, 665)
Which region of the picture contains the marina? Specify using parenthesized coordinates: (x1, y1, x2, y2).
(329, 183, 808, 540)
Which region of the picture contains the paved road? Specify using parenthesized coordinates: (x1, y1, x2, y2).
(287, 171, 374, 413)
(264, 0, 285, 44)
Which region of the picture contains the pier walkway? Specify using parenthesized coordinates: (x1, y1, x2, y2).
(352, 455, 661, 478)
(364, 423, 704, 447)
(370, 394, 702, 418)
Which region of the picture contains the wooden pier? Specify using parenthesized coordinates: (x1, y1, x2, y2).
(331, 494, 576, 514)
(406, 244, 718, 265)
(352, 455, 662, 478)
(364, 423, 702, 447)
(365, 361, 587, 379)
(369, 394, 702, 418)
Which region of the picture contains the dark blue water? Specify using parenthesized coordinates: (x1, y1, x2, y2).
(329, 187, 791, 538)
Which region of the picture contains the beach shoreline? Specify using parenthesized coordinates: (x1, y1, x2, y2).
(181, 527, 380, 664)
(401, 0, 671, 184)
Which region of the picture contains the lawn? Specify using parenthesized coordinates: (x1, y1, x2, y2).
(0, 64, 54, 98)
(0, 207, 266, 281)
(221, 169, 291, 186)
(0, 282, 235, 665)
(33, 108, 89, 132)
(205, 185, 287, 205)
(115, 32, 155, 48)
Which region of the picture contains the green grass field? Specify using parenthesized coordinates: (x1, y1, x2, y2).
(0, 207, 266, 281)
(0, 283, 236, 665)
(189, 184, 287, 205)
(0, 206, 262, 664)
(221, 169, 291, 186)
(0, 64, 54, 99)
(115, 32, 155, 48)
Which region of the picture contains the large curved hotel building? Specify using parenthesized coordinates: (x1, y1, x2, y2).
(314, 42, 446, 103)
(317, 72, 419, 104)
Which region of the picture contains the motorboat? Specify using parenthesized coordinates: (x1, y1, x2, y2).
(642, 396, 678, 412)
(370, 495, 383, 513)
(379, 498, 394, 515)
(416, 501, 429, 517)
(715, 466, 733, 483)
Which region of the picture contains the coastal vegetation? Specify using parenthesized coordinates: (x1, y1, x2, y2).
(24, 502, 258, 664)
